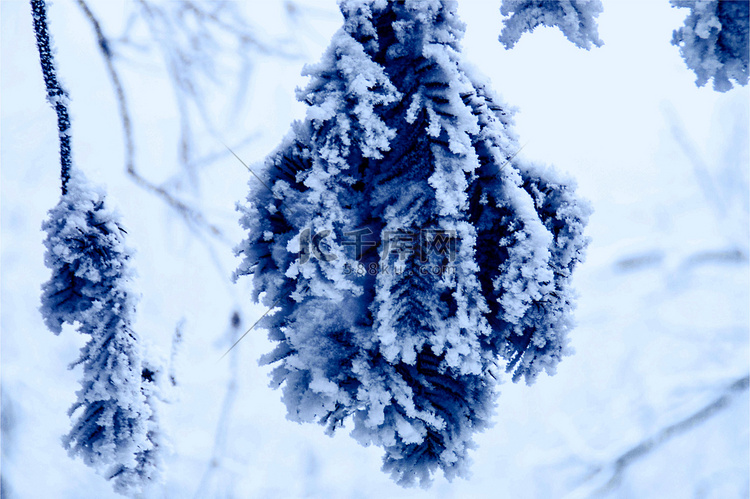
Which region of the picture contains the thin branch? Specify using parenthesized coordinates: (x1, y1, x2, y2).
(30, 0, 72, 194)
(220, 141, 272, 193)
(574, 374, 750, 497)
(218, 298, 282, 362)
(176, 133, 259, 173)
(76, 0, 226, 241)
(195, 310, 244, 498)
(662, 103, 727, 217)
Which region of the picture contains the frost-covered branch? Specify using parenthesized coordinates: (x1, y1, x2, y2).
(235, 0, 590, 486)
(671, 0, 749, 92)
(33, 1, 164, 494)
(30, 0, 73, 193)
(498, 0, 604, 50)
(39, 172, 165, 496)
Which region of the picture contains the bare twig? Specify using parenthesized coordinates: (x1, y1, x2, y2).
(167, 319, 185, 388)
(76, 0, 227, 241)
(220, 141, 272, 193)
(497, 142, 527, 176)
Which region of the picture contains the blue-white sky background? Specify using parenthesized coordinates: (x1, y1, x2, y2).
(1, 0, 748, 497)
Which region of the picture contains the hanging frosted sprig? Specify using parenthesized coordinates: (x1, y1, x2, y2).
(235, 0, 590, 487)
(32, 0, 163, 494)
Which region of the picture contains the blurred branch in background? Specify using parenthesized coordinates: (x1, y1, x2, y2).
(662, 103, 727, 219)
(575, 97, 749, 498)
(661, 101, 750, 256)
(77, 0, 226, 244)
(571, 375, 749, 498)
(194, 310, 244, 499)
(130, 0, 299, 187)
(75, 0, 305, 248)
(282, 0, 340, 47)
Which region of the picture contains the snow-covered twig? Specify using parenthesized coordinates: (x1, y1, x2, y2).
(30, 0, 72, 193)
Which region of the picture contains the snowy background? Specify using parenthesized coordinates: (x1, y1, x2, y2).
(2, 0, 748, 497)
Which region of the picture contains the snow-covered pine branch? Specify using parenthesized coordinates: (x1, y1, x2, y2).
(671, 0, 749, 92)
(32, 0, 163, 494)
(235, 0, 590, 487)
(498, 0, 604, 50)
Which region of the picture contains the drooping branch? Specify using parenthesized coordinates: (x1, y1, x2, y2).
(30, 0, 72, 193)
(498, 0, 604, 50)
(76, 0, 226, 241)
(234, 0, 590, 486)
(131, 0, 301, 186)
